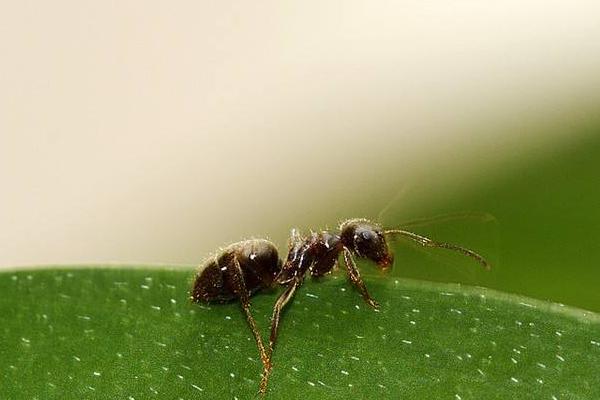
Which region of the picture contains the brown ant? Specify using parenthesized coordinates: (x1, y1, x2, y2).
(191, 218, 490, 396)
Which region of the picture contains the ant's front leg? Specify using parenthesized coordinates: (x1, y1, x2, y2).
(229, 257, 271, 371)
(342, 247, 380, 309)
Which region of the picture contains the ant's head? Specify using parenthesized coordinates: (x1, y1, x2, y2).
(340, 219, 393, 269)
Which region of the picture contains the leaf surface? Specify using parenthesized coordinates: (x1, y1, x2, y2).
(1, 267, 599, 399)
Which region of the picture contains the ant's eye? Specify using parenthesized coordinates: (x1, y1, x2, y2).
(361, 230, 375, 240)
(356, 228, 383, 246)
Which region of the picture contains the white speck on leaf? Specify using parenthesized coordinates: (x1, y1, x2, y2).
(518, 302, 536, 308)
(191, 384, 203, 392)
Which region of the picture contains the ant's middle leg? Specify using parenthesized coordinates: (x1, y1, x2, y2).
(259, 279, 301, 395)
(268, 280, 301, 351)
(229, 257, 271, 370)
(342, 247, 380, 308)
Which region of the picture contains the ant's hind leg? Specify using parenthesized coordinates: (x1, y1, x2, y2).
(230, 257, 271, 370)
(343, 247, 380, 309)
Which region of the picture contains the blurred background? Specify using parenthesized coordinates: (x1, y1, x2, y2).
(1, 1, 599, 311)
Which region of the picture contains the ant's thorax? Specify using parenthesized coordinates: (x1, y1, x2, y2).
(275, 230, 343, 284)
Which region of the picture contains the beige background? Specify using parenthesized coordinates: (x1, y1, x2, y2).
(1, 1, 600, 268)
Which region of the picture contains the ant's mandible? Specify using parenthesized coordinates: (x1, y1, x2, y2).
(191, 217, 490, 396)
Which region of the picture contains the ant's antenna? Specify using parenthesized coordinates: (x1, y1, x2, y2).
(399, 211, 497, 229)
(384, 229, 490, 270)
(377, 186, 410, 222)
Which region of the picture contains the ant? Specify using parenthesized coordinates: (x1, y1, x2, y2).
(191, 217, 490, 396)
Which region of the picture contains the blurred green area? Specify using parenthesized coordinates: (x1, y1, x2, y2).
(382, 129, 600, 312)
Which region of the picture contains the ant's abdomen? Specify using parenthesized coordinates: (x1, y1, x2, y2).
(191, 258, 231, 303)
(191, 239, 282, 303)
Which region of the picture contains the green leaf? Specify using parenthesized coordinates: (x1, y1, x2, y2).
(1, 267, 599, 399)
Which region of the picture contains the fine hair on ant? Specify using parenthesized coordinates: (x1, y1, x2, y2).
(191, 217, 490, 396)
